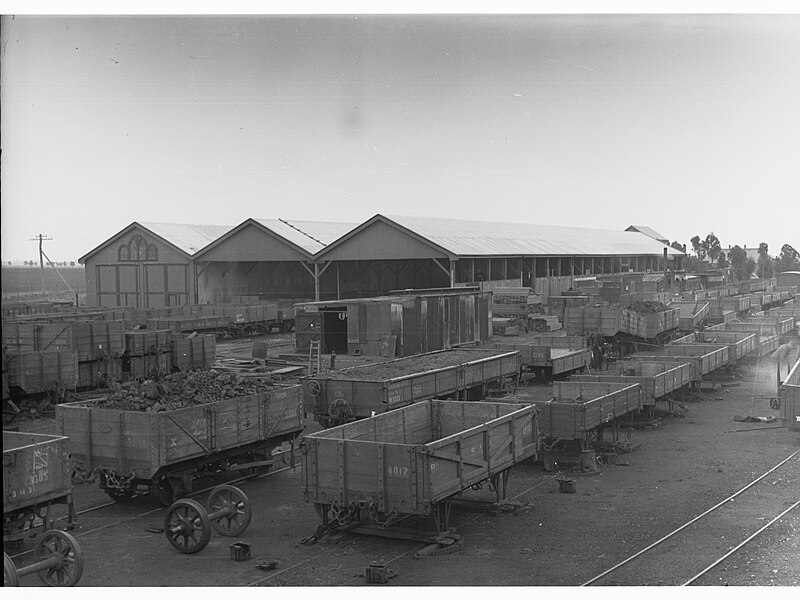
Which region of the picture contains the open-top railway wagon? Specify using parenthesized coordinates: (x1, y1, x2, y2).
(3, 431, 77, 544)
(626, 344, 729, 384)
(55, 384, 304, 505)
(541, 382, 642, 449)
(568, 360, 692, 416)
(492, 336, 591, 382)
(304, 348, 520, 428)
(668, 301, 710, 332)
(671, 331, 757, 364)
(302, 399, 538, 536)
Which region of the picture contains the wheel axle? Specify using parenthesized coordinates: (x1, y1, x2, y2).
(3, 530, 84, 587)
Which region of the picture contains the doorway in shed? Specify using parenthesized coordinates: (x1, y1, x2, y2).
(321, 307, 348, 355)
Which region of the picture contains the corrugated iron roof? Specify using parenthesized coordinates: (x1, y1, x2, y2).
(139, 222, 235, 255)
(253, 218, 358, 254)
(385, 215, 684, 257)
(626, 225, 669, 242)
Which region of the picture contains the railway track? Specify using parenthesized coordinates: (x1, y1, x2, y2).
(581, 450, 800, 586)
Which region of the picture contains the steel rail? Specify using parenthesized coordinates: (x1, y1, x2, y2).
(682, 499, 800, 586)
(581, 449, 800, 586)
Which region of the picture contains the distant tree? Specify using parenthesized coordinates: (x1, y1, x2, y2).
(70, 261, 76, 267)
(690, 235, 705, 259)
(777, 244, 800, 272)
(716, 251, 728, 269)
(6, 261, 11, 266)
(705, 233, 722, 263)
(757, 243, 773, 279)
(670, 241, 684, 252)
(729, 245, 756, 281)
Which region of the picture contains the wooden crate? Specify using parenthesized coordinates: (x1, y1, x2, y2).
(302, 400, 537, 515)
(4, 351, 79, 394)
(71, 320, 126, 361)
(125, 329, 172, 356)
(171, 334, 216, 371)
(77, 358, 124, 389)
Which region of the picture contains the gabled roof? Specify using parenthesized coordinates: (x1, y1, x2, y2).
(625, 225, 669, 244)
(192, 218, 318, 261)
(79, 221, 234, 263)
(255, 218, 358, 255)
(315, 214, 459, 261)
(377, 215, 684, 257)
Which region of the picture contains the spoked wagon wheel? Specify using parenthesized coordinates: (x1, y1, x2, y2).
(207, 485, 252, 537)
(163, 499, 212, 554)
(151, 476, 177, 507)
(34, 530, 84, 587)
(4, 553, 19, 587)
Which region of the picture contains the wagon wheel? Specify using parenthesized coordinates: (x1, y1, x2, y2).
(34, 530, 84, 587)
(305, 380, 321, 397)
(163, 499, 212, 554)
(3, 553, 18, 587)
(770, 397, 781, 410)
(207, 485, 252, 537)
(151, 476, 176, 507)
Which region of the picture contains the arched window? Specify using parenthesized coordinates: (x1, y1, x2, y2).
(119, 245, 129, 261)
(146, 244, 158, 261)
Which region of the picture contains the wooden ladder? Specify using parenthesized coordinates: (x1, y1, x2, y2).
(308, 339, 321, 376)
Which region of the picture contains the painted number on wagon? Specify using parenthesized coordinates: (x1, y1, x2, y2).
(386, 465, 409, 478)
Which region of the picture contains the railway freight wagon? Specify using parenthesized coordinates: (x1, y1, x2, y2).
(55, 384, 304, 505)
(3, 431, 77, 543)
(540, 382, 642, 448)
(492, 336, 591, 381)
(569, 360, 692, 412)
(293, 289, 492, 357)
(780, 358, 800, 432)
(705, 323, 781, 357)
(302, 400, 538, 535)
(304, 348, 520, 428)
(626, 344, 729, 384)
(671, 331, 757, 363)
(668, 301, 710, 332)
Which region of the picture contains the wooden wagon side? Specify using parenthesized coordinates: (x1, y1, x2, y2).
(3, 431, 76, 542)
(781, 359, 800, 432)
(302, 400, 537, 525)
(55, 384, 303, 502)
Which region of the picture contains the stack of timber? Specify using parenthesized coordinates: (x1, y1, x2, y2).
(492, 287, 542, 320)
(570, 360, 692, 406)
(123, 329, 172, 381)
(540, 382, 642, 442)
(527, 315, 562, 332)
(171, 333, 216, 371)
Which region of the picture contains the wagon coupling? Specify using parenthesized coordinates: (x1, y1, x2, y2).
(3, 530, 84, 587)
(163, 485, 252, 554)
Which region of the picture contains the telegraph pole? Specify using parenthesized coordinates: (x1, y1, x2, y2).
(30, 233, 53, 298)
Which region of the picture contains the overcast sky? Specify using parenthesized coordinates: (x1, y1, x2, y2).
(1, 9, 799, 262)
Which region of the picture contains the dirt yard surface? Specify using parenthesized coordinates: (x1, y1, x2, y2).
(5, 338, 799, 588)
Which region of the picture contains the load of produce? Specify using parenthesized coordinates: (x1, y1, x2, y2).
(91, 370, 276, 412)
(622, 300, 670, 313)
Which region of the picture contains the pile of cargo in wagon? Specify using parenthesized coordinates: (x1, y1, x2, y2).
(303, 347, 520, 427)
